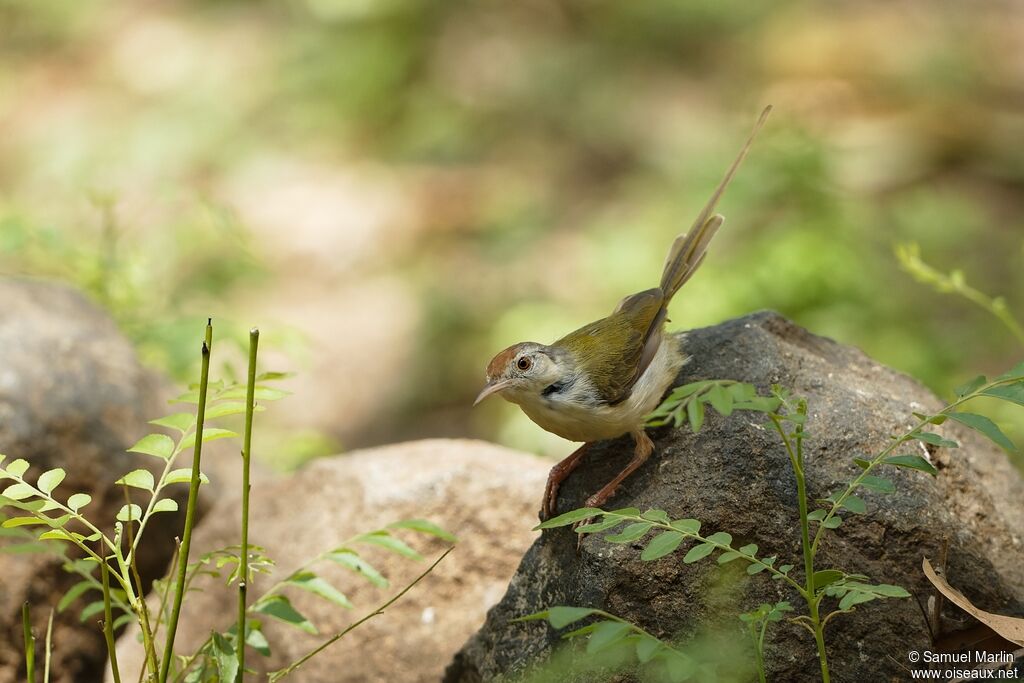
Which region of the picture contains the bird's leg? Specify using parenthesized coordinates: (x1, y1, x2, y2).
(540, 442, 591, 521)
(582, 430, 655, 510)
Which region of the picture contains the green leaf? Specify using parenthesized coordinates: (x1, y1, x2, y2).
(149, 413, 195, 433)
(872, 583, 912, 598)
(164, 469, 210, 485)
(5, 459, 30, 478)
(840, 496, 866, 515)
(128, 434, 175, 460)
(670, 519, 701, 534)
(287, 571, 353, 608)
(204, 402, 253, 419)
(860, 476, 896, 494)
(813, 570, 844, 591)
(2, 483, 36, 501)
(79, 600, 104, 623)
(636, 635, 662, 663)
(220, 386, 290, 401)
(39, 529, 72, 542)
(256, 371, 293, 381)
(706, 384, 733, 416)
(946, 412, 1016, 452)
(909, 431, 958, 449)
(822, 516, 842, 529)
(668, 381, 715, 400)
(586, 621, 632, 654)
(534, 508, 602, 530)
(747, 563, 767, 575)
(387, 519, 456, 542)
(807, 509, 826, 521)
(641, 509, 670, 524)
(852, 458, 871, 470)
(116, 469, 154, 492)
(170, 390, 200, 404)
(116, 504, 142, 523)
(683, 543, 715, 564)
(211, 632, 239, 683)
(67, 493, 91, 513)
(180, 428, 238, 450)
(604, 522, 654, 544)
(2, 516, 47, 528)
(641, 531, 685, 561)
(663, 650, 696, 682)
(58, 581, 93, 613)
(688, 398, 705, 432)
(705, 532, 732, 546)
(254, 595, 317, 634)
(954, 375, 987, 397)
(37, 469, 65, 495)
(883, 455, 938, 476)
(246, 622, 271, 657)
(717, 551, 742, 564)
(548, 606, 598, 629)
(575, 517, 625, 534)
(112, 614, 134, 630)
(981, 384, 1024, 408)
(355, 531, 423, 560)
(326, 550, 388, 588)
(152, 499, 179, 514)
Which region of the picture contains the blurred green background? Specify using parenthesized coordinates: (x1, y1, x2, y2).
(1, 0, 1022, 467)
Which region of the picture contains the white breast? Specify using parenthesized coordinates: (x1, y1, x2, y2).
(516, 337, 687, 443)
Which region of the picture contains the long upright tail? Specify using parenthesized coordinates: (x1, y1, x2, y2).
(659, 105, 772, 301)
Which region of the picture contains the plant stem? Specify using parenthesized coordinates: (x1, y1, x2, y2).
(269, 547, 454, 682)
(237, 328, 259, 682)
(770, 403, 830, 682)
(102, 560, 123, 683)
(43, 609, 54, 683)
(22, 602, 35, 683)
(749, 621, 766, 683)
(159, 320, 214, 683)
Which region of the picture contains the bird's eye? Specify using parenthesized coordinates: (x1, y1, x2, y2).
(516, 356, 532, 371)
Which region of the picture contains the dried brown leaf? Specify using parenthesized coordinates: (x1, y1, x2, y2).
(923, 557, 1024, 647)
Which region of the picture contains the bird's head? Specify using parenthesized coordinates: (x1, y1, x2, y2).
(474, 341, 567, 406)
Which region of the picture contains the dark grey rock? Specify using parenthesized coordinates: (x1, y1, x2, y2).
(446, 311, 1024, 683)
(0, 280, 181, 683)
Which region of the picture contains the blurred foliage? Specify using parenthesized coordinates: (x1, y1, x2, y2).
(0, 0, 1022, 463)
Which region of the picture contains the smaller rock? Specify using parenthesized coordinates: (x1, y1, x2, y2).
(110, 439, 549, 682)
(0, 280, 174, 683)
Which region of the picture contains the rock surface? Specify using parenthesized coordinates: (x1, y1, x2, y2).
(110, 439, 549, 682)
(0, 280, 177, 683)
(446, 311, 1024, 683)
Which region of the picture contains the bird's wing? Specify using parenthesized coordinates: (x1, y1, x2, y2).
(554, 288, 665, 405)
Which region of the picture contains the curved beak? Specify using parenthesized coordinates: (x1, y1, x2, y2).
(474, 379, 513, 406)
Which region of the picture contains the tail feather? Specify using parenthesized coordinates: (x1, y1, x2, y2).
(660, 105, 772, 301)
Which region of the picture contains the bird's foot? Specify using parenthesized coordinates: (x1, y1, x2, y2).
(539, 443, 591, 521)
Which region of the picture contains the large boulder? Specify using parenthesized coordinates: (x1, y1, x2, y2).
(110, 439, 550, 682)
(446, 311, 1024, 682)
(0, 280, 181, 683)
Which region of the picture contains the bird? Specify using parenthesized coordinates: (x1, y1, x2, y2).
(474, 106, 771, 520)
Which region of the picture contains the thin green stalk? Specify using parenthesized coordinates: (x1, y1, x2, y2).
(749, 621, 766, 683)
(102, 560, 123, 683)
(770, 403, 829, 682)
(43, 609, 53, 683)
(23, 602, 35, 683)
(160, 320, 214, 683)
(123, 485, 160, 679)
(237, 328, 259, 682)
(270, 547, 454, 682)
